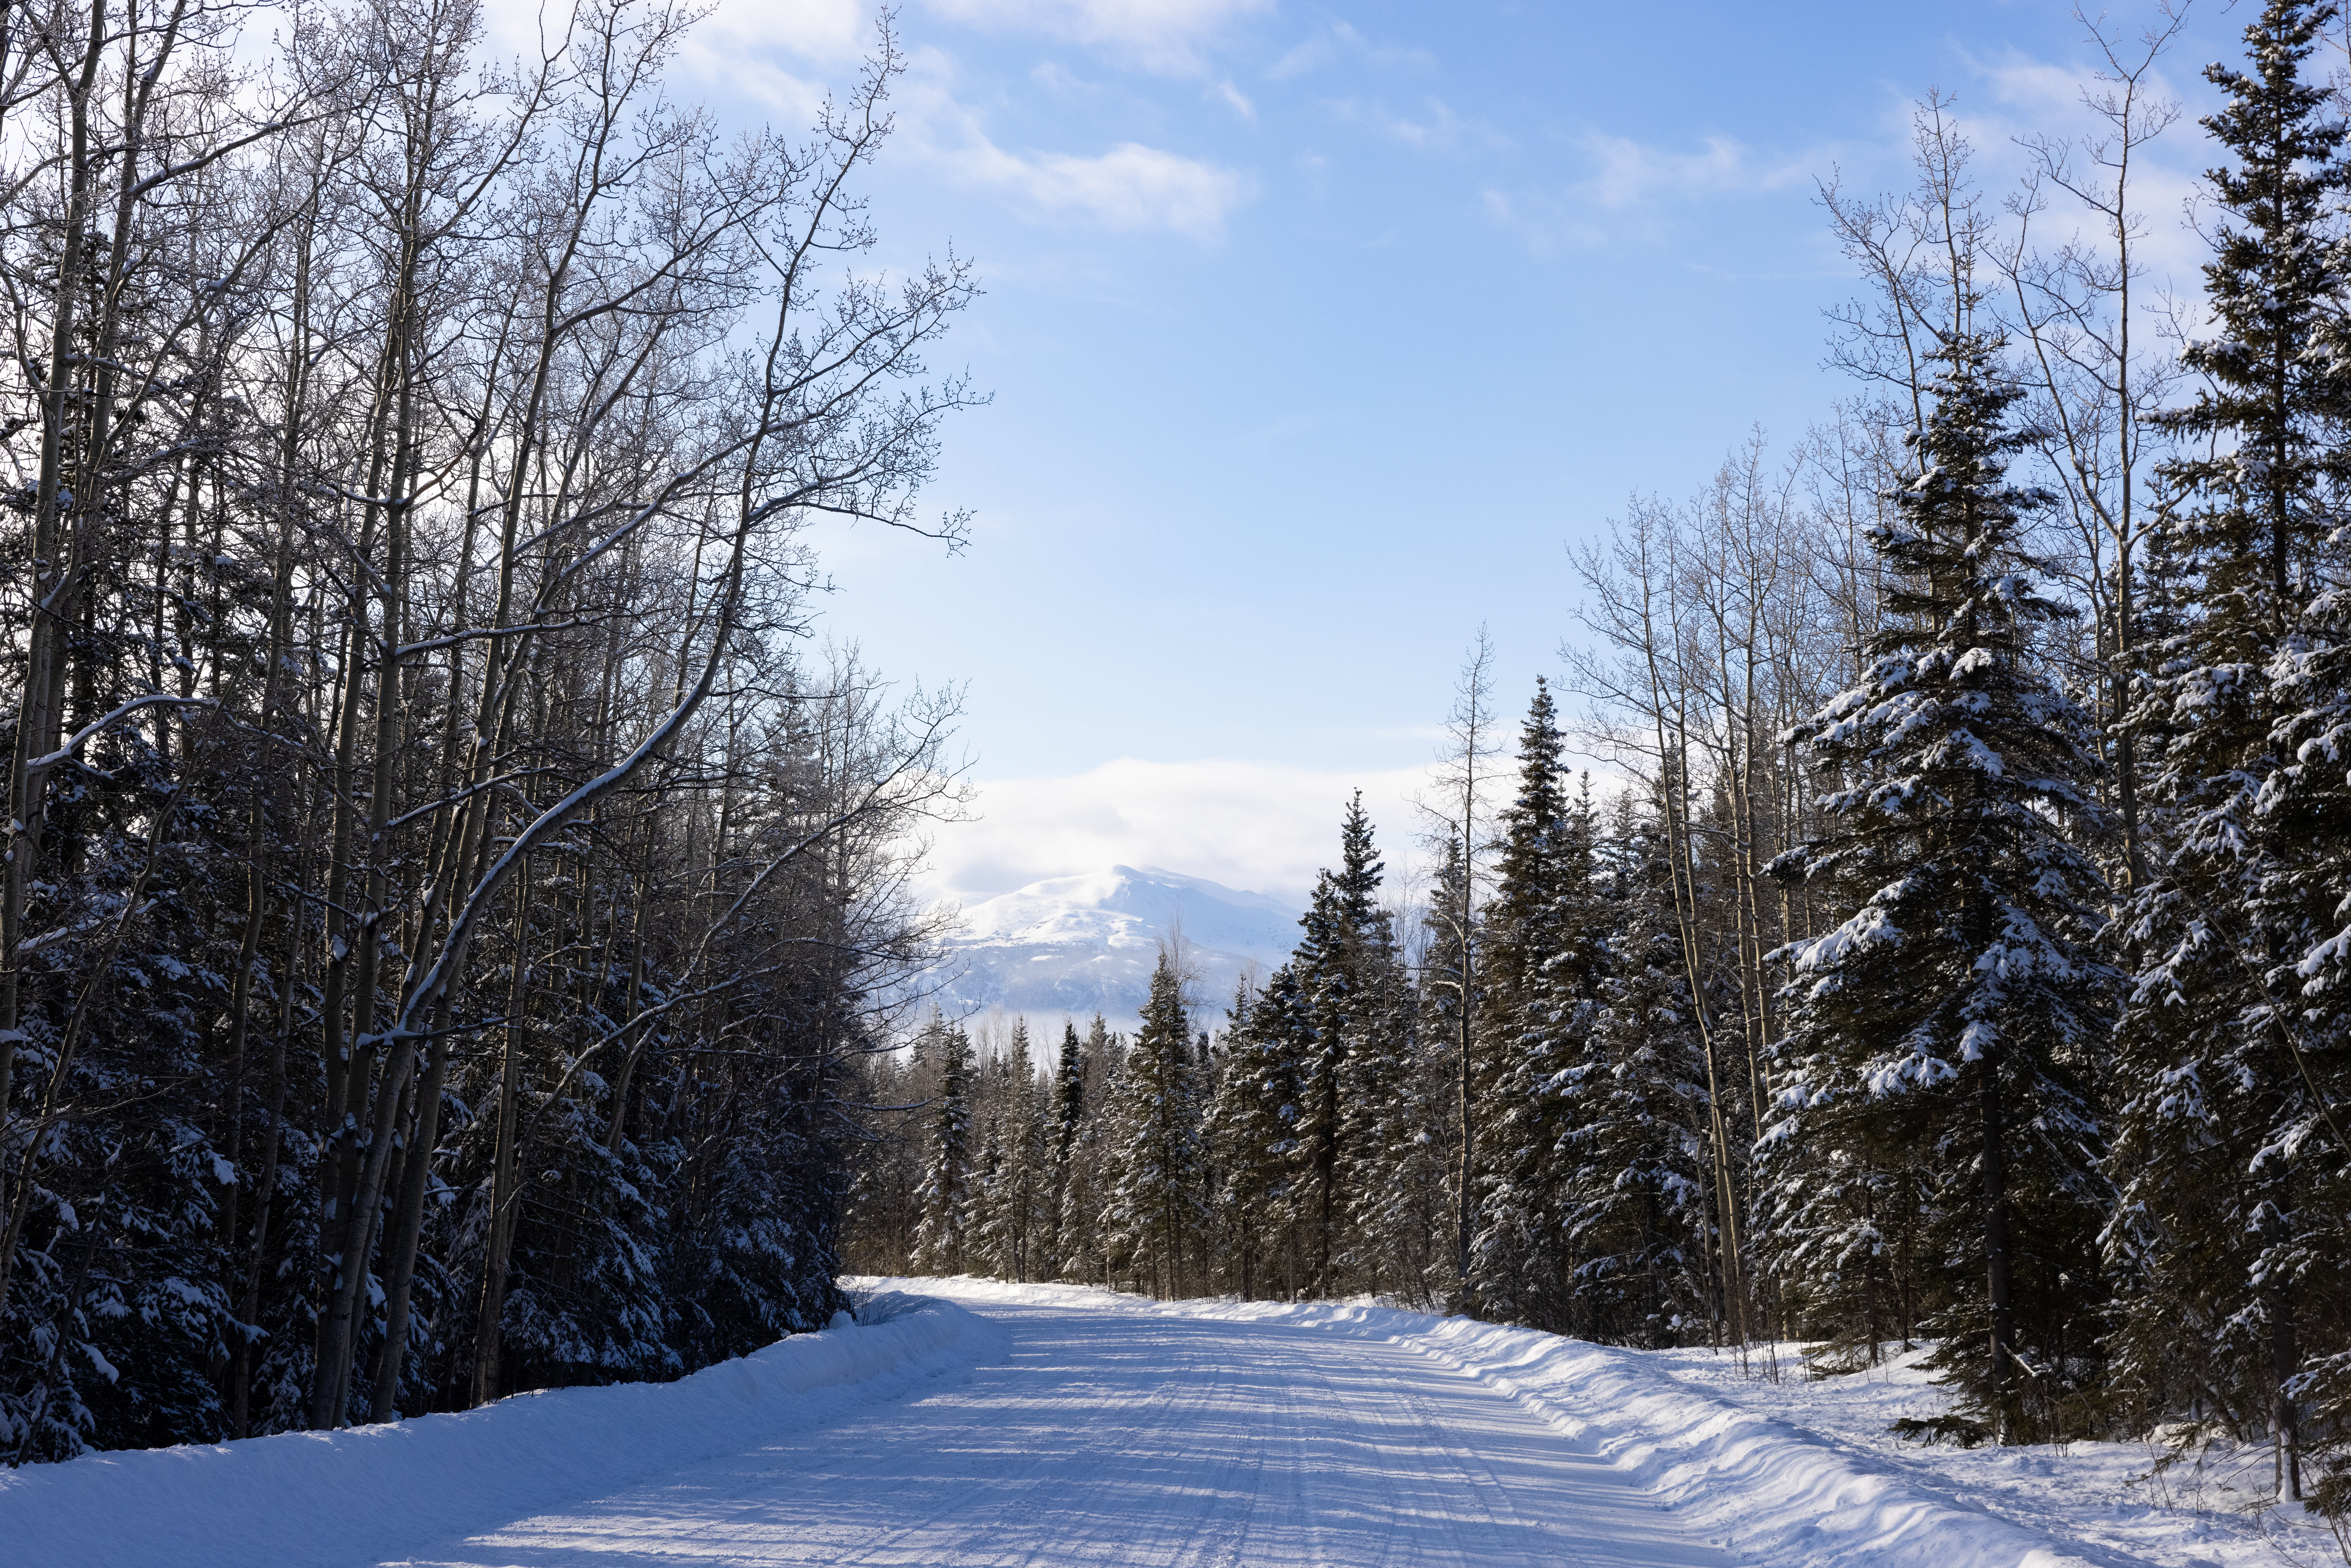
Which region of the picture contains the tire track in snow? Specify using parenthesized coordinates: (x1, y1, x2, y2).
(1351, 1336, 1547, 1561)
(390, 1285, 1733, 1568)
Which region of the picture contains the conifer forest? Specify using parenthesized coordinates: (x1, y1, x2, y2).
(5, 0, 2351, 1547)
(841, 0, 2351, 1528)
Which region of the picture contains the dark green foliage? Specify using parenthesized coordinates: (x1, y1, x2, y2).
(1102, 955, 1206, 1297)
(1770, 335, 2115, 1441)
(1205, 968, 1308, 1300)
(1290, 794, 1399, 1295)
(913, 1020, 976, 1276)
(2109, 0, 2351, 1493)
(1563, 796, 1712, 1348)
(1470, 685, 1605, 1332)
(1042, 1021, 1086, 1276)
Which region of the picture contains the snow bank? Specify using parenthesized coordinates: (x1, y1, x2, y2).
(1654, 1341, 2315, 1568)
(1306, 1306, 2132, 1568)
(899, 1278, 2148, 1568)
(0, 1295, 1005, 1568)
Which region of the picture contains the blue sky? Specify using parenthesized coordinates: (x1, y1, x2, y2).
(615, 0, 2242, 906)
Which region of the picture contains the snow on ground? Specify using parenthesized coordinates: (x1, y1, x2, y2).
(400, 1276, 1731, 1568)
(0, 1294, 1004, 1568)
(882, 1280, 2165, 1568)
(1, 1276, 2335, 1568)
(1649, 1337, 2341, 1568)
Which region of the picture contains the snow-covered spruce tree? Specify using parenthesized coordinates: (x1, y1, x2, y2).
(1102, 955, 1208, 1298)
(1337, 909, 1430, 1302)
(961, 1039, 1023, 1281)
(1562, 793, 1714, 1348)
(1041, 1022, 1085, 1276)
(1290, 795, 1392, 1295)
(1053, 1016, 1120, 1285)
(491, 1080, 677, 1400)
(1202, 979, 1260, 1294)
(965, 1021, 1048, 1283)
(1311, 802, 1424, 1301)
(1769, 334, 2115, 1443)
(2109, 0, 2351, 1500)
(656, 993, 856, 1377)
(913, 1020, 976, 1276)
(965, 1116, 1007, 1279)
(1419, 831, 1477, 1297)
(999, 1022, 1049, 1282)
(1470, 684, 1604, 1333)
(1206, 967, 1308, 1299)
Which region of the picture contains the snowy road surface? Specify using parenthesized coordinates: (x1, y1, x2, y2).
(9, 1280, 2156, 1568)
(391, 1284, 1727, 1568)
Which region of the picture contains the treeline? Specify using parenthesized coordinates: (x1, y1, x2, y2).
(842, 769, 1675, 1328)
(848, 0, 2351, 1524)
(0, 2, 970, 1460)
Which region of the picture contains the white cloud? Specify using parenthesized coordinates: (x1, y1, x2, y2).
(1267, 21, 1433, 81)
(1030, 58, 1101, 96)
(1579, 131, 1810, 210)
(1977, 53, 2095, 121)
(926, 0, 1271, 75)
(681, 33, 1257, 242)
(664, 1, 904, 126)
(685, 0, 1272, 77)
(946, 133, 1257, 238)
(863, 49, 1255, 238)
(1935, 49, 2213, 295)
(1480, 131, 1818, 254)
(1325, 95, 1505, 154)
(698, 0, 877, 65)
(922, 757, 1437, 907)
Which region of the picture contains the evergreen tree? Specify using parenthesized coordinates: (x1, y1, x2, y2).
(965, 1116, 1007, 1278)
(1420, 831, 1477, 1296)
(1052, 1016, 1119, 1284)
(999, 1022, 1048, 1282)
(1772, 334, 2114, 1442)
(1206, 968, 1308, 1299)
(1470, 685, 1603, 1332)
(1291, 794, 1389, 1295)
(1564, 795, 1713, 1347)
(1337, 908, 1426, 1301)
(913, 1021, 976, 1276)
(2112, 0, 2351, 1497)
(1042, 1021, 1086, 1276)
(841, 1050, 926, 1275)
(1102, 955, 1207, 1298)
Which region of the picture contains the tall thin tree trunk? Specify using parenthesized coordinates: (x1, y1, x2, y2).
(1981, 1044, 2017, 1439)
(0, 0, 107, 1169)
(473, 866, 534, 1407)
(368, 1033, 450, 1420)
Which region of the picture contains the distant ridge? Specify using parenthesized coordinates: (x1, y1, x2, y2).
(923, 865, 1303, 1033)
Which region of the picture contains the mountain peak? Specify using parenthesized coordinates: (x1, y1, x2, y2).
(927, 867, 1303, 1031)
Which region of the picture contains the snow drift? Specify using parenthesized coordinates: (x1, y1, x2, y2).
(1301, 1304, 2129, 1568)
(0, 1293, 1005, 1568)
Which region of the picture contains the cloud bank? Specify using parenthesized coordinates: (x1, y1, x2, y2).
(924, 757, 1437, 909)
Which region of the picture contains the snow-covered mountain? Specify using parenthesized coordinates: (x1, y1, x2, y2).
(927, 865, 1303, 1032)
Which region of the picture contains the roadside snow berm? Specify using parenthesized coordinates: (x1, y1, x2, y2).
(0, 1293, 1004, 1568)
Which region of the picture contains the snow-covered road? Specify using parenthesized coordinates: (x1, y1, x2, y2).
(11, 1279, 2172, 1568)
(391, 1283, 1727, 1568)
